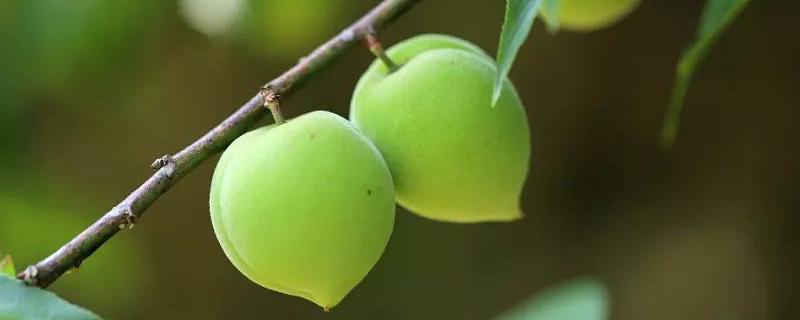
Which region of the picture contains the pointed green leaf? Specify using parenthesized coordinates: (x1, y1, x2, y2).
(495, 277, 608, 320)
(493, 0, 542, 106)
(0, 256, 14, 277)
(660, 0, 750, 148)
(0, 275, 102, 320)
(541, 0, 560, 32)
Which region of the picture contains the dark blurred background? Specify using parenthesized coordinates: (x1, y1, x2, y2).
(0, 0, 798, 319)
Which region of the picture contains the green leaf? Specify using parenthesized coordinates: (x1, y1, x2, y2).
(659, 0, 750, 148)
(0, 256, 14, 277)
(493, 0, 542, 106)
(0, 275, 102, 320)
(541, 0, 560, 32)
(495, 277, 608, 320)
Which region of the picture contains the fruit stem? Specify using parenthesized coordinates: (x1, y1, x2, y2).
(262, 86, 285, 125)
(268, 102, 285, 125)
(366, 31, 399, 73)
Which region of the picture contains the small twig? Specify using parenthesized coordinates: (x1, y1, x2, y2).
(366, 29, 400, 72)
(150, 154, 174, 170)
(17, 0, 420, 288)
(261, 86, 284, 125)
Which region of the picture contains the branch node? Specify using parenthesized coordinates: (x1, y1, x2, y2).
(261, 85, 285, 125)
(117, 205, 137, 230)
(151, 154, 174, 170)
(365, 28, 399, 73)
(21, 265, 39, 286)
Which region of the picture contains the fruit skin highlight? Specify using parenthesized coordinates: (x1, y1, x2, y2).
(541, 0, 642, 32)
(209, 111, 395, 309)
(350, 34, 530, 223)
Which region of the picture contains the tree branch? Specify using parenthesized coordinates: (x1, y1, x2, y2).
(17, 0, 420, 288)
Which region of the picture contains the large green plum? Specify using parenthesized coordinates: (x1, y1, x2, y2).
(209, 111, 395, 309)
(541, 0, 642, 31)
(350, 34, 530, 223)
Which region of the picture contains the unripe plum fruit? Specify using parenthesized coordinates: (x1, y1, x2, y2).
(541, 0, 641, 31)
(350, 34, 530, 223)
(209, 111, 395, 309)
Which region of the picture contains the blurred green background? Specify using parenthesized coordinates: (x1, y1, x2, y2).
(0, 0, 797, 319)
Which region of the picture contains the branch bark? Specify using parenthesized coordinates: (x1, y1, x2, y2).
(17, 0, 420, 288)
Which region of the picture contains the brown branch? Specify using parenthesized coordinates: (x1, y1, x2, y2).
(18, 0, 420, 288)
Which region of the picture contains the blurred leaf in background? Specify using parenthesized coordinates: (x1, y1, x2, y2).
(251, 0, 348, 59)
(179, 0, 244, 38)
(496, 277, 608, 320)
(659, 0, 750, 148)
(3, 0, 162, 91)
(0, 177, 153, 318)
(179, 0, 348, 61)
(0, 275, 101, 320)
(0, 0, 166, 163)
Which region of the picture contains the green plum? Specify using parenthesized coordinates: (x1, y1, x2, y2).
(210, 111, 395, 309)
(541, 0, 642, 31)
(350, 34, 530, 223)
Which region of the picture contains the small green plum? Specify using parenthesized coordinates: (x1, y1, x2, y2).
(541, 0, 642, 31)
(210, 111, 395, 309)
(350, 34, 531, 223)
